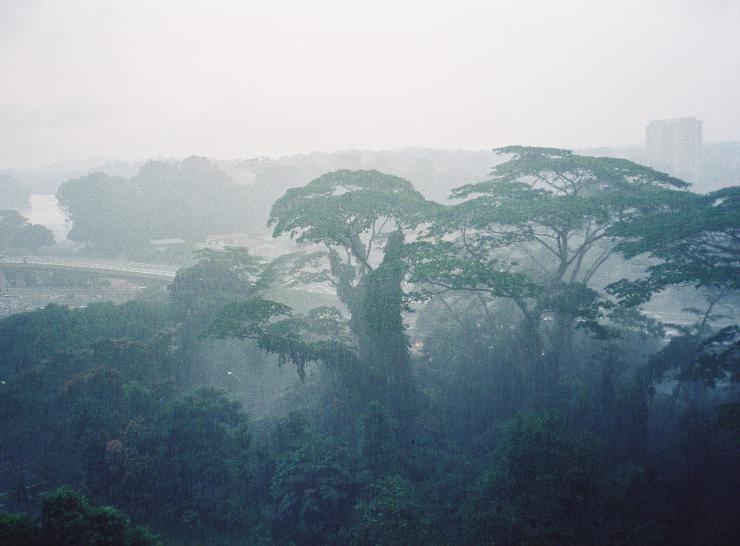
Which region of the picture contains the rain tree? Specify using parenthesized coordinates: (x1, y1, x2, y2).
(607, 186, 740, 306)
(267, 169, 433, 312)
(607, 187, 740, 404)
(408, 146, 688, 397)
(266, 170, 437, 411)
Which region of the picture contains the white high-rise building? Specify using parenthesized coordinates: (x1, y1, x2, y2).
(646, 117, 702, 183)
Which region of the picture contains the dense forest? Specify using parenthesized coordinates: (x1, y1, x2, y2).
(1, 147, 739, 545)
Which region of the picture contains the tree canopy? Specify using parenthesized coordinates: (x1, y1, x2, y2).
(410, 146, 689, 322)
(0, 209, 54, 253)
(608, 186, 740, 305)
(2, 148, 739, 546)
(56, 158, 255, 257)
(268, 169, 436, 297)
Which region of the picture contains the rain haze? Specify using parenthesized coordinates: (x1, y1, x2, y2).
(1, 2, 739, 546)
(1, 0, 740, 167)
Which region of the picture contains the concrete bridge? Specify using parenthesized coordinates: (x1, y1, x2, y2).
(0, 256, 179, 286)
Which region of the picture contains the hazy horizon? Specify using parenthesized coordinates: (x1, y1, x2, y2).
(2, 0, 740, 169)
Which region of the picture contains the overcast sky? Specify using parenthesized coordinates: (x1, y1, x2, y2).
(1, 0, 739, 168)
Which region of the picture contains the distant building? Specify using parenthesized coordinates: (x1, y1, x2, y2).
(646, 117, 702, 183)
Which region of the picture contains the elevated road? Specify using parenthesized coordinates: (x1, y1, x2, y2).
(0, 256, 179, 284)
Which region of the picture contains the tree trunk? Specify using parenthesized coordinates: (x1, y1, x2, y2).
(350, 231, 413, 416)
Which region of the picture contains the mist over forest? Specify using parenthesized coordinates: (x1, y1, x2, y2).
(1, 2, 740, 546)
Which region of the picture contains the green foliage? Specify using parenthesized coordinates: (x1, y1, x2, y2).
(407, 239, 543, 304)
(460, 411, 670, 545)
(465, 412, 602, 546)
(412, 146, 687, 314)
(0, 301, 171, 374)
(608, 187, 740, 305)
(269, 169, 433, 247)
(687, 325, 740, 385)
(408, 147, 695, 403)
(267, 418, 357, 546)
(268, 169, 435, 310)
(359, 402, 401, 476)
(0, 300, 179, 508)
(56, 158, 254, 257)
(2, 150, 739, 546)
(134, 157, 253, 240)
(99, 388, 253, 531)
(353, 231, 414, 410)
(169, 247, 268, 332)
(57, 173, 147, 255)
(40, 487, 161, 546)
(348, 475, 430, 546)
(267, 170, 434, 415)
(0, 512, 38, 546)
(0, 209, 54, 252)
(210, 298, 293, 340)
(208, 296, 361, 383)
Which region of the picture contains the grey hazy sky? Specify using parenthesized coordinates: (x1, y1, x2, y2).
(1, 0, 739, 168)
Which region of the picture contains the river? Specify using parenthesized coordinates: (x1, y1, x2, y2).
(23, 194, 69, 242)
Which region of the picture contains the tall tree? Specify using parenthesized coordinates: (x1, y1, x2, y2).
(268, 169, 432, 307)
(607, 187, 740, 413)
(268, 170, 436, 410)
(409, 146, 688, 400)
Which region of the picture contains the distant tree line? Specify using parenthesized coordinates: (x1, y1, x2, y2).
(56, 157, 257, 257)
(0, 209, 54, 253)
